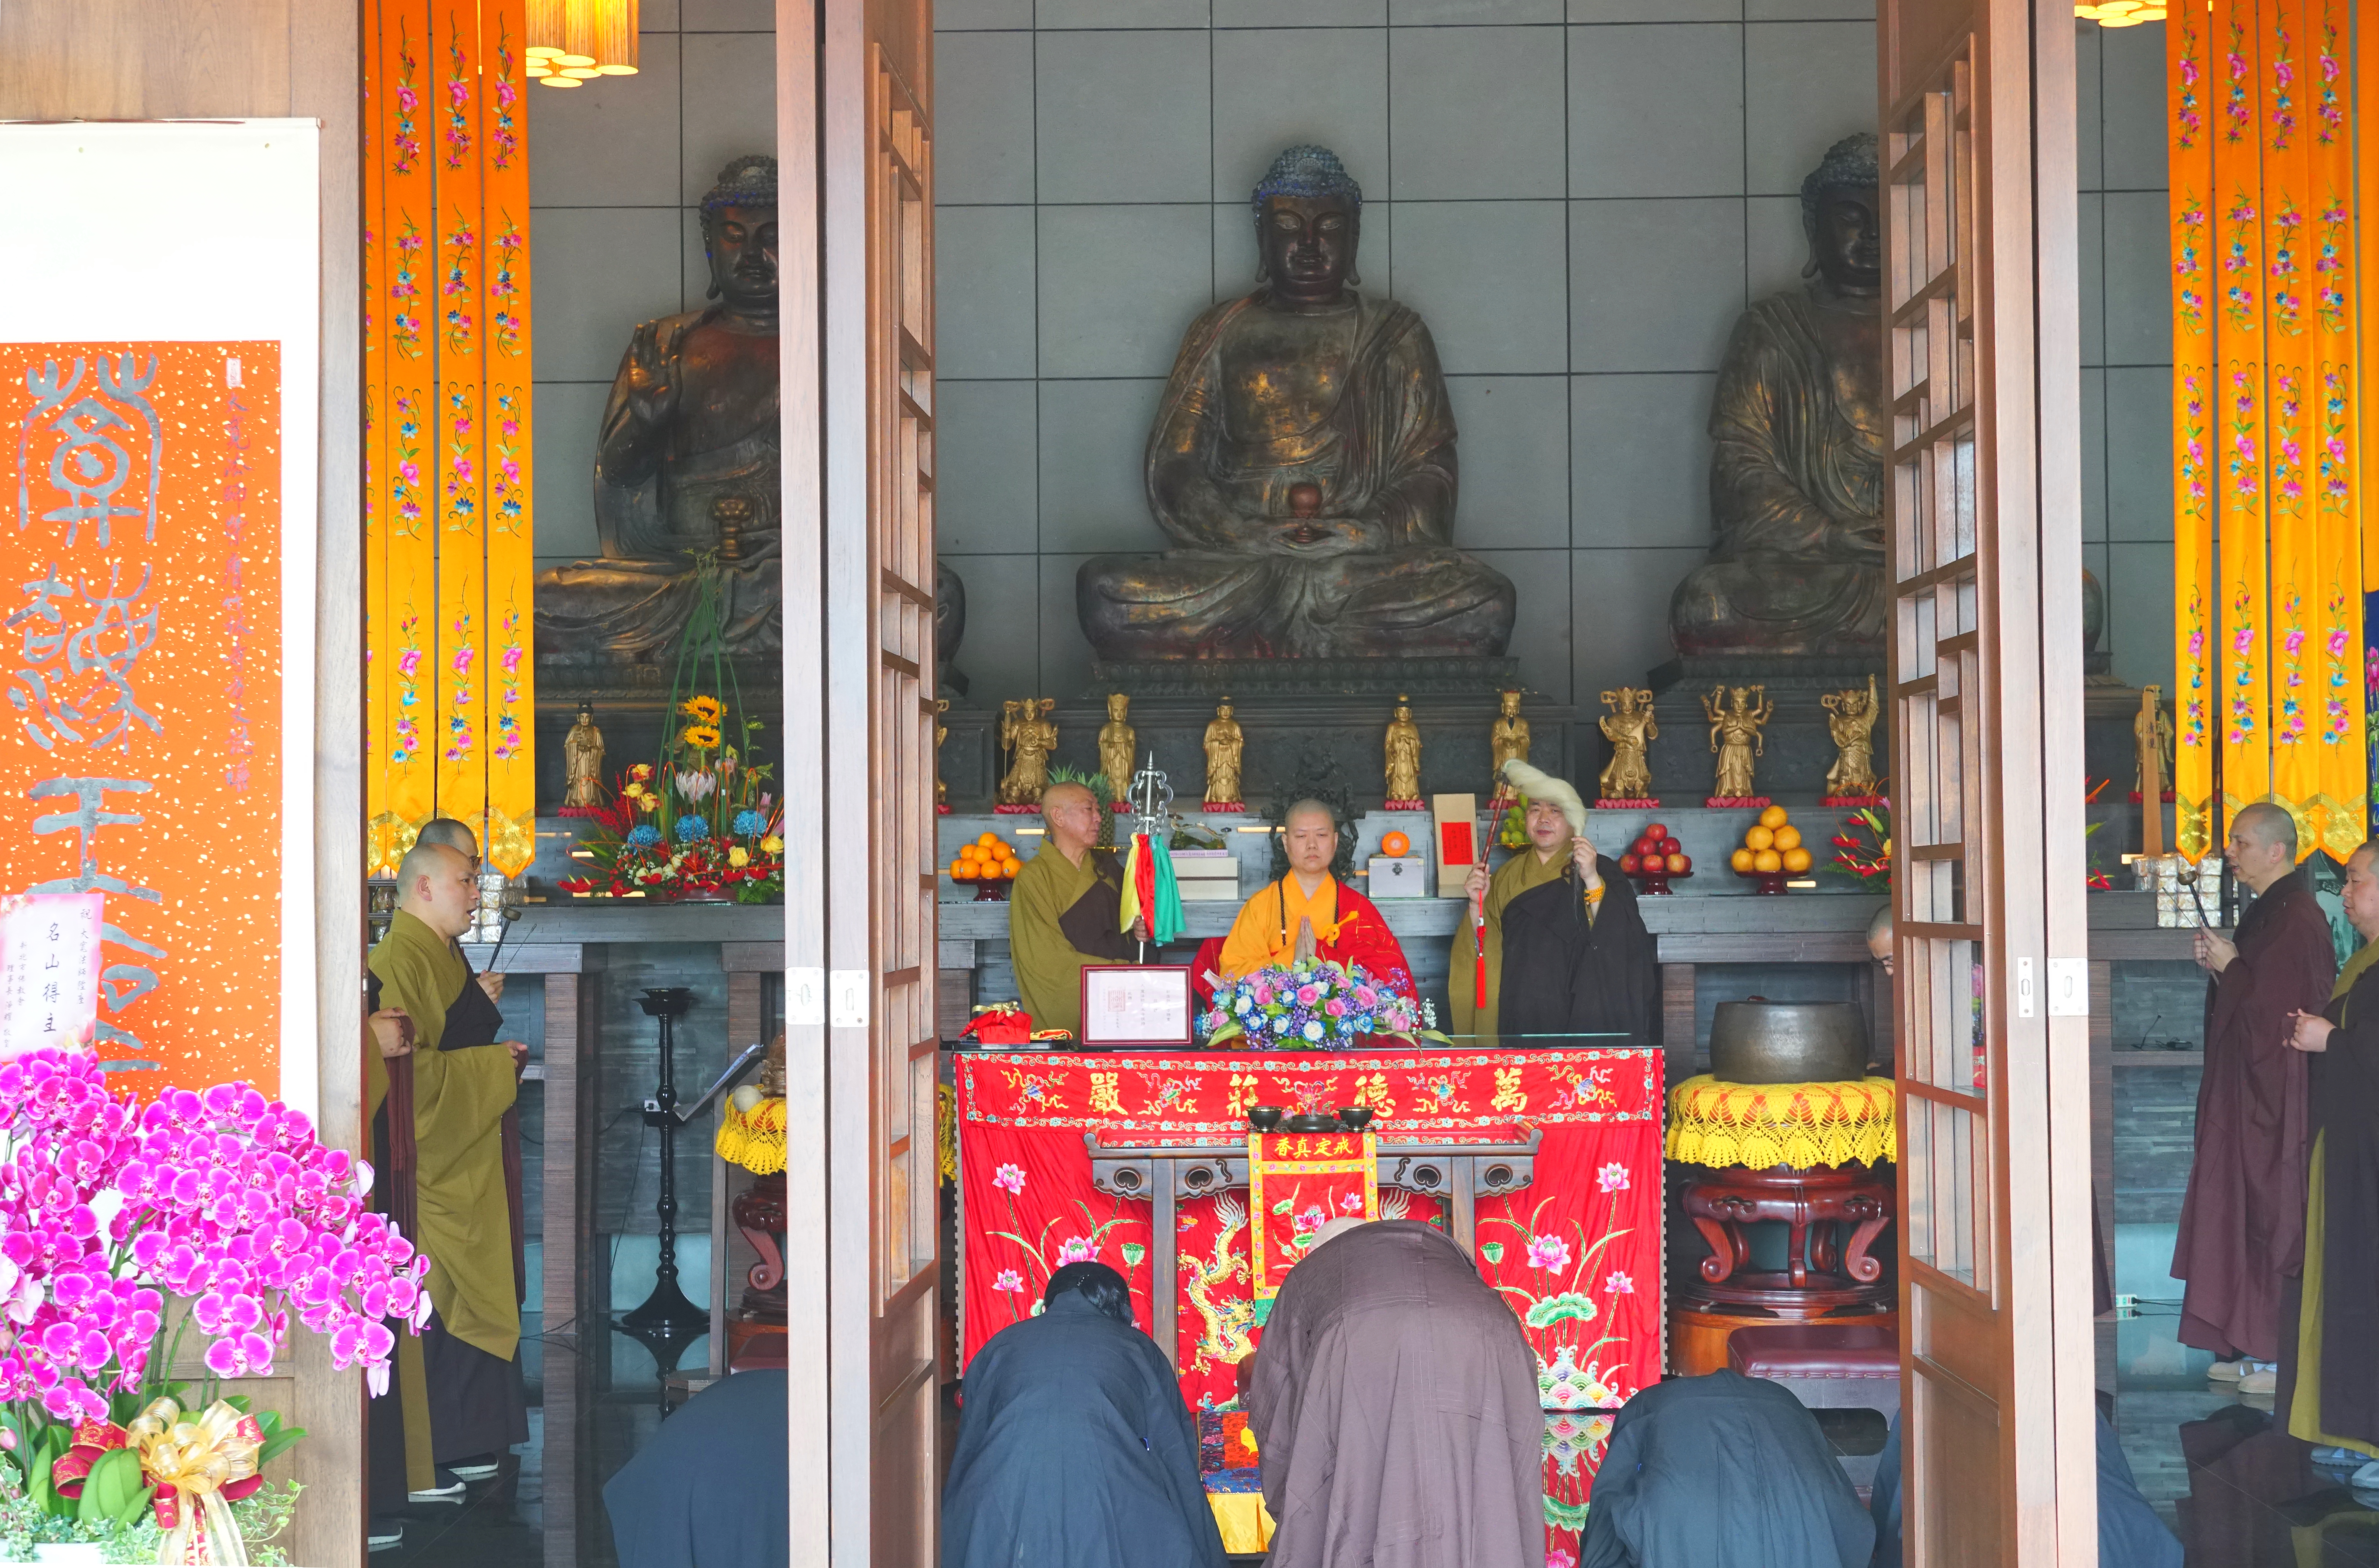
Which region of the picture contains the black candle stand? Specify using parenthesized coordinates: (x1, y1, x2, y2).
(616, 986, 713, 1371)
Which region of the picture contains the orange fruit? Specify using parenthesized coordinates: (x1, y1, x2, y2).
(1744, 824, 1775, 852)
(958, 844, 981, 863)
(1730, 848, 1756, 874)
(977, 832, 999, 848)
(1759, 805, 1789, 829)
(1380, 830, 1411, 858)
(1773, 824, 1802, 851)
(1754, 848, 1784, 874)
(1783, 846, 1814, 873)
(999, 857, 1022, 878)
(950, 859, 977, 880)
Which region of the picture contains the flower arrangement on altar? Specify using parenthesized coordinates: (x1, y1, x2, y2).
(1826, 806, 1891, 884)
(558, 694, 786, 903)
(0, 1048, 429, 1564)
(1199, 959, 1447, 1049)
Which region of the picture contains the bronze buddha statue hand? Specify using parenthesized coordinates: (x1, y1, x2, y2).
(535, 155, 783, 663)
(1075, 144, 1515, 661)
(1669, 132, 1887, 660)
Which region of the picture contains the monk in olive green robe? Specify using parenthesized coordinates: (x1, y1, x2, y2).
(368, 843, 529, 1483)
(1009, 782, 1137, 1038)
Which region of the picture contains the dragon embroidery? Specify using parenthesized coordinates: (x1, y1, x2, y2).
(1181, 1192, 1256, 1375)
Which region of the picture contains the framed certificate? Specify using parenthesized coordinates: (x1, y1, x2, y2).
(1080, 965, 1194, 1049)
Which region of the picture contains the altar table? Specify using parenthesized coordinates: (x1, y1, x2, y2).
(955, 1047, 1662, 1556)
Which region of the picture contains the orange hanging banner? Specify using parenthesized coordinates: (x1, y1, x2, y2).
(2214, 0, 2270, 818)
(364, 0, 393, 874)
(2303, 0, 2363, 854)
(482, 0, 538, 878)
(2173, 0, 2219, 859)
(431, 0, 490, 847)
(2262, 0, 2317, 840)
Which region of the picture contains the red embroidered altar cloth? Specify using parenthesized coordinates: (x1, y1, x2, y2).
(956, 1048, 1663, 1416)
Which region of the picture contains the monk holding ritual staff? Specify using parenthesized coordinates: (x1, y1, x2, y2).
(2171, 801, 2334, 1393)
(1007, 781, 1144, 1038)
(1449, 759, 1655, 1045)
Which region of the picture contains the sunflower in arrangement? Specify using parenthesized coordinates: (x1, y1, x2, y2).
(558, 693, 786, 903)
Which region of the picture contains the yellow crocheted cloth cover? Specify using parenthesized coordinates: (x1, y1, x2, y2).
(715, 1096, 788, 1175)
(1665, 1074, 1899, 1171)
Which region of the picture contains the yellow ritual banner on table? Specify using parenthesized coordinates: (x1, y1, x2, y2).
(2172, 0, 2366, 862)
(365, 0, 537, 876)
(1246, 1131, 1378, 1300)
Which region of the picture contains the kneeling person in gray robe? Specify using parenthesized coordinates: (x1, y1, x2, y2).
(1244, 1219, 1546, 1568)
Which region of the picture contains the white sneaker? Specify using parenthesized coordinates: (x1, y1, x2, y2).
(2350, 1459, 2379, 1492)
(368, 1520, 405, 1552)
(2207, 1359, 2248, 1382)
(2237, 1367, 2278, 1395)
(2312, 1446, 2360, 1467)
(408, 1468, 466, 1504)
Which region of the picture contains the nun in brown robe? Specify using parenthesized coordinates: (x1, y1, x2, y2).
(2274, 840, 2379, 1465)
(1244, 1220, 1545, 1568)
(2170, 830, 2333, 1366)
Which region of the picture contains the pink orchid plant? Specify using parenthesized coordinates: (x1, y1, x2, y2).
(0, 1048, 430, 1521)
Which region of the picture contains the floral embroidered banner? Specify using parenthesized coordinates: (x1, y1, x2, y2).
(365, 0, 536, 876)
(957, 1047, 1663, 1563)
(2173, 0, 2365, 861)
(0, 343, 285, 1089)
(1246, 1132, 1378, 1298)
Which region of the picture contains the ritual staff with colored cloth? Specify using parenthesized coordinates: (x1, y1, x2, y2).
(941, 1262, 1226, 1568)
(2276, 838, 2379, 1487)
(2172, 802, 2334, 1393)
(1215, 799, 1414, 995)
(1449, 759, 1654, 1045)
(1242, 1219, 1545, 1568)
(367, 842, 531, 1498)
(1009, 781, 1143, 1039)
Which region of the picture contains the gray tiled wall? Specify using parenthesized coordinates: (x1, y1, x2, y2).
(513, 9, 2175, 709)
(932, 9, 2177, 709)
(526, 0, 778, 569)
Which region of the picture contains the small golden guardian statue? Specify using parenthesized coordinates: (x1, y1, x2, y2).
(934, 698, 950, 809)
(1703, 684, 1773, 801)
(1098, 693, 1136, 810)
(1597, 688, 1658, 803)
(1384, 697, 1423, 804)
(561, 702, 607, 813)
(1489, 689, 1531, 776)
(1820, 675, 1881, 798)
(996, 698, 1058, 807)
(1203, 701, 1245, 810)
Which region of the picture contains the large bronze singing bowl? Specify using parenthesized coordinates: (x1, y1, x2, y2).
(1708, 1000, 1870, 1086)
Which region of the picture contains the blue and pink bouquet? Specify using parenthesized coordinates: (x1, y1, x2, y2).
(1201, 959, 1446, 1049)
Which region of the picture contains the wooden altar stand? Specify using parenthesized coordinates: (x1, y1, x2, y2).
(1084, 1129, 1543, 1368)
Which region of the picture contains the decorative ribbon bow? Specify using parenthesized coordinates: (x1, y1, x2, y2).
(53, 1397, 266, 1565)
(960, 1003, 1071, 1045)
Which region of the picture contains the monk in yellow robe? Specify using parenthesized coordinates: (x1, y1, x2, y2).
(1009, 782, 1139, 1038)
(1212, 800, 1413, 1000)
(368, 842, 530, 1499)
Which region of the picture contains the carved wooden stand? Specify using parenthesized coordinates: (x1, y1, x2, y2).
(1668, 1161, 1895, 1374)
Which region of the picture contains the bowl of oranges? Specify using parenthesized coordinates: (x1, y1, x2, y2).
(950, 832, 1024, 900)
(1728, 805, 1812, 894)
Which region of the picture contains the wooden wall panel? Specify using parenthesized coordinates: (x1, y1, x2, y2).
(0, 6, 364, 1567)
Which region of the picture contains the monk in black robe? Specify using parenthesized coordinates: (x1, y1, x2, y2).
(2172, 803, 2334, 1388)
(942, 1263, 1224, 1568)
(606, 1368, 789, 1568)
(2276, 837, 2379, 1482)
(1581, 1370, 1871, 1568)
(367, 842, 530, 1497)
(1008, 782, 1139, 1038)
(1244, 1220, 1545, 1568)
(1452, 759, 1654, 1044)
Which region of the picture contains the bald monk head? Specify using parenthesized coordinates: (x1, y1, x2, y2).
(396, 842, 478, 940)
(1867, 904, 1893, 977)
(417, 816, 481, 867)
(2226, 802, 2298, 895)
(1039, 780, 1102, 863)
(1283, 799, 1339, 887)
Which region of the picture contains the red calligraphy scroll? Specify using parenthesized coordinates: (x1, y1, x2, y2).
(0, 344, 284, 1092)
(957, 1047, 1661, 1559)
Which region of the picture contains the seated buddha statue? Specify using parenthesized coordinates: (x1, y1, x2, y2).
(1669, 133, 1887, 659)
(535, 156, 781, 663)
(1076, 145, 1515, 661)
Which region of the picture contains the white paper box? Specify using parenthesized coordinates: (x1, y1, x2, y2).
(1368, 856, 1430, 899)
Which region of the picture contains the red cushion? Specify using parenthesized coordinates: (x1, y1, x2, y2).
(1726, 1323, 1900, 1380)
